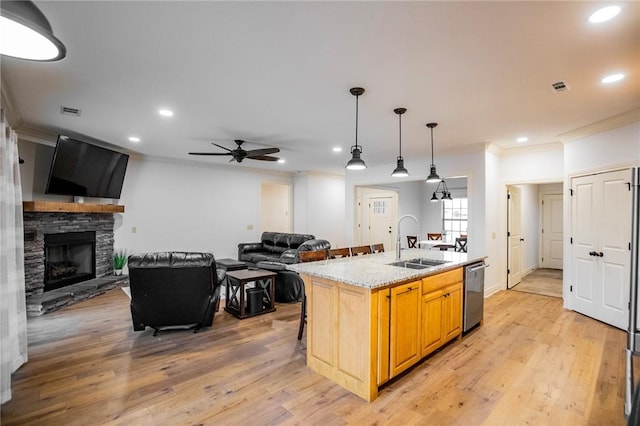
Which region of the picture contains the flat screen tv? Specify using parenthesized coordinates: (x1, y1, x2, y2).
(45, 135, 129, 199)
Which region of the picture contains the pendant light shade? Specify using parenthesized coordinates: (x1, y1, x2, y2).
(1, 1, 66, 61)
(346, 87, 367, 170)
(391, 108, 409, 177)
(425, 122, 441, 182)
(430, 179, 453, 202)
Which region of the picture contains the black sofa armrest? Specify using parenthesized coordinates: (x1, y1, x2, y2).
(238, 242, 264, 257)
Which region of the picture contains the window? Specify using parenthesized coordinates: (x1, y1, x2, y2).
(442, 198, 468, 240)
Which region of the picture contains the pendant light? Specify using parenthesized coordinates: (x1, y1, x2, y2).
(430, 179, 453, 202)
(391, 108, 409, 177)
(345, 87, 367, 170)
(425, 122, 441, 182)
(1, 1, 66, 61)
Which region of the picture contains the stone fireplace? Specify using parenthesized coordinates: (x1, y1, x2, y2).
(23, 201, 127, 315)
(24, 212, 114, 297)
(44, 231, 97, 292)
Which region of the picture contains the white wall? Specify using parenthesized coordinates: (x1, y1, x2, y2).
(18, 139, 345, 261)
(295, 172, 346, 248)
(562, 119, 640, 309)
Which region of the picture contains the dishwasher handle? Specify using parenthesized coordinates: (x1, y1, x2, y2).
(467, 263, 489, 273)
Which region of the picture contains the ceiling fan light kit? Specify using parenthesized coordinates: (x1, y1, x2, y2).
(346, 87, 367, 170)
(0, 0, 66, 61)
(391, 107, 409, 177)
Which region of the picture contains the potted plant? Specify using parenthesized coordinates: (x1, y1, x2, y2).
(113, 249, 129, 276)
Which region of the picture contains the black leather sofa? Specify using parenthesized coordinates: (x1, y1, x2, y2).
(238, 232, 331, 303)
(128, 252, 225, 334)
(238, 231, 327, 265)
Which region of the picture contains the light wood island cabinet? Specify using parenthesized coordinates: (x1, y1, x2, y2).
(300, 265, 465, 401)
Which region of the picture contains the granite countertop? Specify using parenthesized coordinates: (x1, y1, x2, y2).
(286, 248, 486, 289)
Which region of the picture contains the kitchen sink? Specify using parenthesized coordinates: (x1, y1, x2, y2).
(389, 258, 450, 269)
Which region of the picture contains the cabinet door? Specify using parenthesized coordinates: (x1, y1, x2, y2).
(421, 290, 443, 357)
(442, 283, 462, 342)
(377, 289, 390, 386)
(390, 281, 421, 378)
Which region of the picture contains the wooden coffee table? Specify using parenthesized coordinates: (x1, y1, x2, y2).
(224, 268, 277, 319)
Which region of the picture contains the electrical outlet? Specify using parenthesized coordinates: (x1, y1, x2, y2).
(491, 232, 496, 239)
(131, 227, 137, 234)
(247, 224, 253, 230)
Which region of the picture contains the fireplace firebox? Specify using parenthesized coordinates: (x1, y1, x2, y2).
(44, 231, 96, 292)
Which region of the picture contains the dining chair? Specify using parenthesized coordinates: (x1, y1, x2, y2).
(407, 236, 418, 248)
(455, 237, 468, 253)
(298, 249, 329, 262)
(427, 233, 443, 240)
(371, 243, 385, 253)
(297, 249, 329, 340)
(350, 245, 372, 256)
(329, 247, 351, 259)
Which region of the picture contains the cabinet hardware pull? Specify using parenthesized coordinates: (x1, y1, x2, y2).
(598, 252, 604, 257)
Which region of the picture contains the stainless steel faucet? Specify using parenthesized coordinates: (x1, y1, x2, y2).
(396, 214, 421, 260)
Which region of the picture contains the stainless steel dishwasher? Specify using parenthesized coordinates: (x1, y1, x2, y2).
(463, 261, 488, 332)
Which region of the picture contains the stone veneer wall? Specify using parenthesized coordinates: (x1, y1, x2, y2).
(23, 212, 115, 297)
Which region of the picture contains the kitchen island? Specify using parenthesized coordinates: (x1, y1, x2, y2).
(287, 248, 485, 401)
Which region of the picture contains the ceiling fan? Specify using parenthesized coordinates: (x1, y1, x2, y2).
(189, 139, 280, 163)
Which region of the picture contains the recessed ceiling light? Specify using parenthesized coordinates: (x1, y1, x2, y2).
(601, 73, 624, 84)
(277, 158, 285, 164)
(589, 6, 621, 23)
(516, 137, 528, 143)
(332, 147, 342, 152)
(158, 109, 174, 117)
(128, 136, 141, 143)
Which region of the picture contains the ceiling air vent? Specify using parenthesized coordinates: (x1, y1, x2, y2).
(60, 106, 81, 116)
(551, 81, 570, 93)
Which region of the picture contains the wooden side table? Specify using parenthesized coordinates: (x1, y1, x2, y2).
(224, 269, 277, 319)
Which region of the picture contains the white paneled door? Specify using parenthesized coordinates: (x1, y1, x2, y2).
(571, 169, 632, 330)
(541, 193, 564, 269)
(368, 196, 395, 252)
(507, 186, 523, 289)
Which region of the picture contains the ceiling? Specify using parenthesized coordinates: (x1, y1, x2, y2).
(3, 1, 639, 175)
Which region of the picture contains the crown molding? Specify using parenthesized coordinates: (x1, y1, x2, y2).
(14, 123, 57, 146)
(558, 109, 640, 143)
(499, 141, 563, 157)
(0, 65, 23, 128)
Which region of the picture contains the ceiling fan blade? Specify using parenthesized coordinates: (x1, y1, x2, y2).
(245, 148, 280, 156)
(212, 143, 233, 152)
(188, 152, 232, 156)
(247, 155, 280, 162)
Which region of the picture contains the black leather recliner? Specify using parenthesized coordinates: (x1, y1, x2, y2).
(128, 252, 224, 334)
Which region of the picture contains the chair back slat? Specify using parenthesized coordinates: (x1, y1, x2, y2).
(329, 248, 351, 258)
(299, 249, 328, 262)
(427, 233, 442, 240)
(407, 236, 418, 248)
(350, 245, 372, 256)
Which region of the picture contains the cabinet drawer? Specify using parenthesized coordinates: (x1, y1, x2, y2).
(422, 268, 463, 294)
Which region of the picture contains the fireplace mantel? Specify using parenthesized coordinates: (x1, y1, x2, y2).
(23, 201, 124, 213)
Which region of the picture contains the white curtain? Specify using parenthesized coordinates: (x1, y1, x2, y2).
(0, 108, 27, 404)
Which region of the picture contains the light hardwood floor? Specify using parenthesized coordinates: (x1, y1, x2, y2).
(1, 287, 627, 425)
(511, 268, 563, 298)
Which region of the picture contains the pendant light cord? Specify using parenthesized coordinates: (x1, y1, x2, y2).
(398, 113, 402, 157)
(430, 126, 434, 165)
(355, 94, 359, 150)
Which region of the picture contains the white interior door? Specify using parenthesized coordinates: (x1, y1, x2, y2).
(368, 196, 395, 251)
(541, 193, 564, 269)
(571, 169, 631, 330)
(260, 183, 292, 233)
(508, 186, 523, 288)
